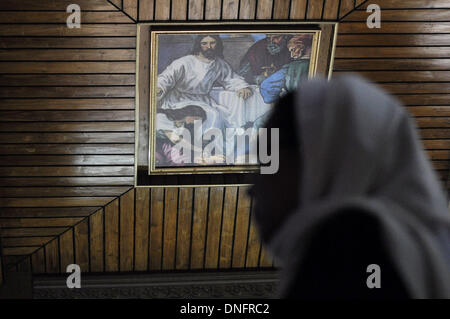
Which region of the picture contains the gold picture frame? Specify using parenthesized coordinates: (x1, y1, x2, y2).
(148, 27, 322, 175)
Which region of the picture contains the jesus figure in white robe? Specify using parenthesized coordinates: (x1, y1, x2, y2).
(156, 35, 254, 163)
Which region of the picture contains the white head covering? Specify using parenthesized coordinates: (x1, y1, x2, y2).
(258, 75, 450, 298)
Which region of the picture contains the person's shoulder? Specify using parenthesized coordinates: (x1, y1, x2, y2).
(170, 55, 193, 66)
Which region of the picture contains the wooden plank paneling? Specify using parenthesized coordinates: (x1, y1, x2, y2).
(172, 0, 188, 20)
(334, 59, 450, 71)
(59, 229, 74, 271)
(239, 0, 256, 19)
(139, 0, 155, 20)
(335, 47, 450, 59)
(338, 34, 450, 47)
(0, 12, 132, 24)
(0, 25, 137, 37)
(346, 9, 450, 22)
(339, 22, 450, 34)
(45, 239, 59, 273)
(175, 188, 193, 270)
(0, 0, 115, 10)
(0, 98, 134, 111)
(162, 188, 178, 270)
(74, 219, 89, 272)
(0, 166, 133, 177)
(245, 213, 261, 267)
(361, 0, 450, 9)
(0, 207, 95, 218)
(31, 247, 46, 274)
(306, 0, 324, 20)
(219, 187, 237, 269)
(189, 0, 205, 20)
(190, 188, 209, 269)
(0, 133, 134, 144)
(0, 156, 134, 166)
(0, 197, 113, 208)
(0, 37, 136, 49)
(290, 0, 307, 19)
(124, 0, 138, 21)
(149, 188, 164, 270)
(339, 0, 355, 19)
(323, 0, 339, 20)
(155, 0, 171, 20)
(0, 87, 135, 98)
(89, 209, 104, 272)
(257, 0, 274, 19)
(134, 188, 149, 271)
(104, 199, 119, 272)
(231, 187, 251, 268)
(204, 187, 224, 269)
(119, 189, 134, 271)
(0, 62, 135, 74)
(222, 0, 239, 19)
(205, 0, 221, 20)
(273, 0, 290, 19)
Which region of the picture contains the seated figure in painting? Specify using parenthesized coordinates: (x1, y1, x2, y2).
(260, 34, 312, 104)
(238, 34, 292, 85)
(155, 105, 225, 166)
(156, 34, 253, 163)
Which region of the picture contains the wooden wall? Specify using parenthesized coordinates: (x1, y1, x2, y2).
(0, 0, 136, 273)
(335, 0, 450, 182)
(1, 0, 449, 282)
(114, 0, 362, 22)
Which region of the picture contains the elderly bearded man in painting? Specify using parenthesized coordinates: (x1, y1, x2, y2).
(156, 34, 254, 165)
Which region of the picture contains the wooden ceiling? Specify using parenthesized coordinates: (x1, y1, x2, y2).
(1, 0, 449, 287)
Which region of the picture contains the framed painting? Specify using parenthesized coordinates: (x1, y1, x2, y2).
(148, 28, 321, 175)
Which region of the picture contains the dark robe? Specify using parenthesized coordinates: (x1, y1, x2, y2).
(238, 37, 291, 85)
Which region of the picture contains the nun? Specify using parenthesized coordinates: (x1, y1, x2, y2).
(250, 75, 450, 299)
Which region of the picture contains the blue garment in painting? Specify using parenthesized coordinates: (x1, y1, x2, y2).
(260, 67, 288, 104)
(260, 60, 310, 104)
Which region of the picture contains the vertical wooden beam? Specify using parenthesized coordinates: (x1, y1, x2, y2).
(290, 0, 307, 19)
(175, 187, 193, 270)
(172, 0, 188, 20)
(31, 247, 45, 274)
(245, 209, 261, 268)
(119, 189, 134, 271)
(105, 199, 119, 272)
(239, 0, 256, 19)
(218, 187, 237, 268)
(110, 0, 123, 9)
(204, 187, 224, 269)
(273, 0, 290, 19)
(257, 0, 274, 19)
(74, 219, 89, 273)
(162, 188, 178, 270)
(205, 0, 221, 20)
(339, 0, 355, 19)
(123, 0, 138, 21)
(222, 0, 239, 19)
(231, 186, 251, 268)
(259, 244, 274, 267)
(59, 229, 74, 272)
(149, 188, 164, 271)
(45, 239, 59, 273)
(189, 0, 205, 20)
(323, 0, 339, 20)
(307, 0, 324, 19)
(89, 209, 104, 272)
(139, 0, 155, 20)
(190, 187, 208, 269)
(134, 187, 150, 271)
(155, 0, 171, 20)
